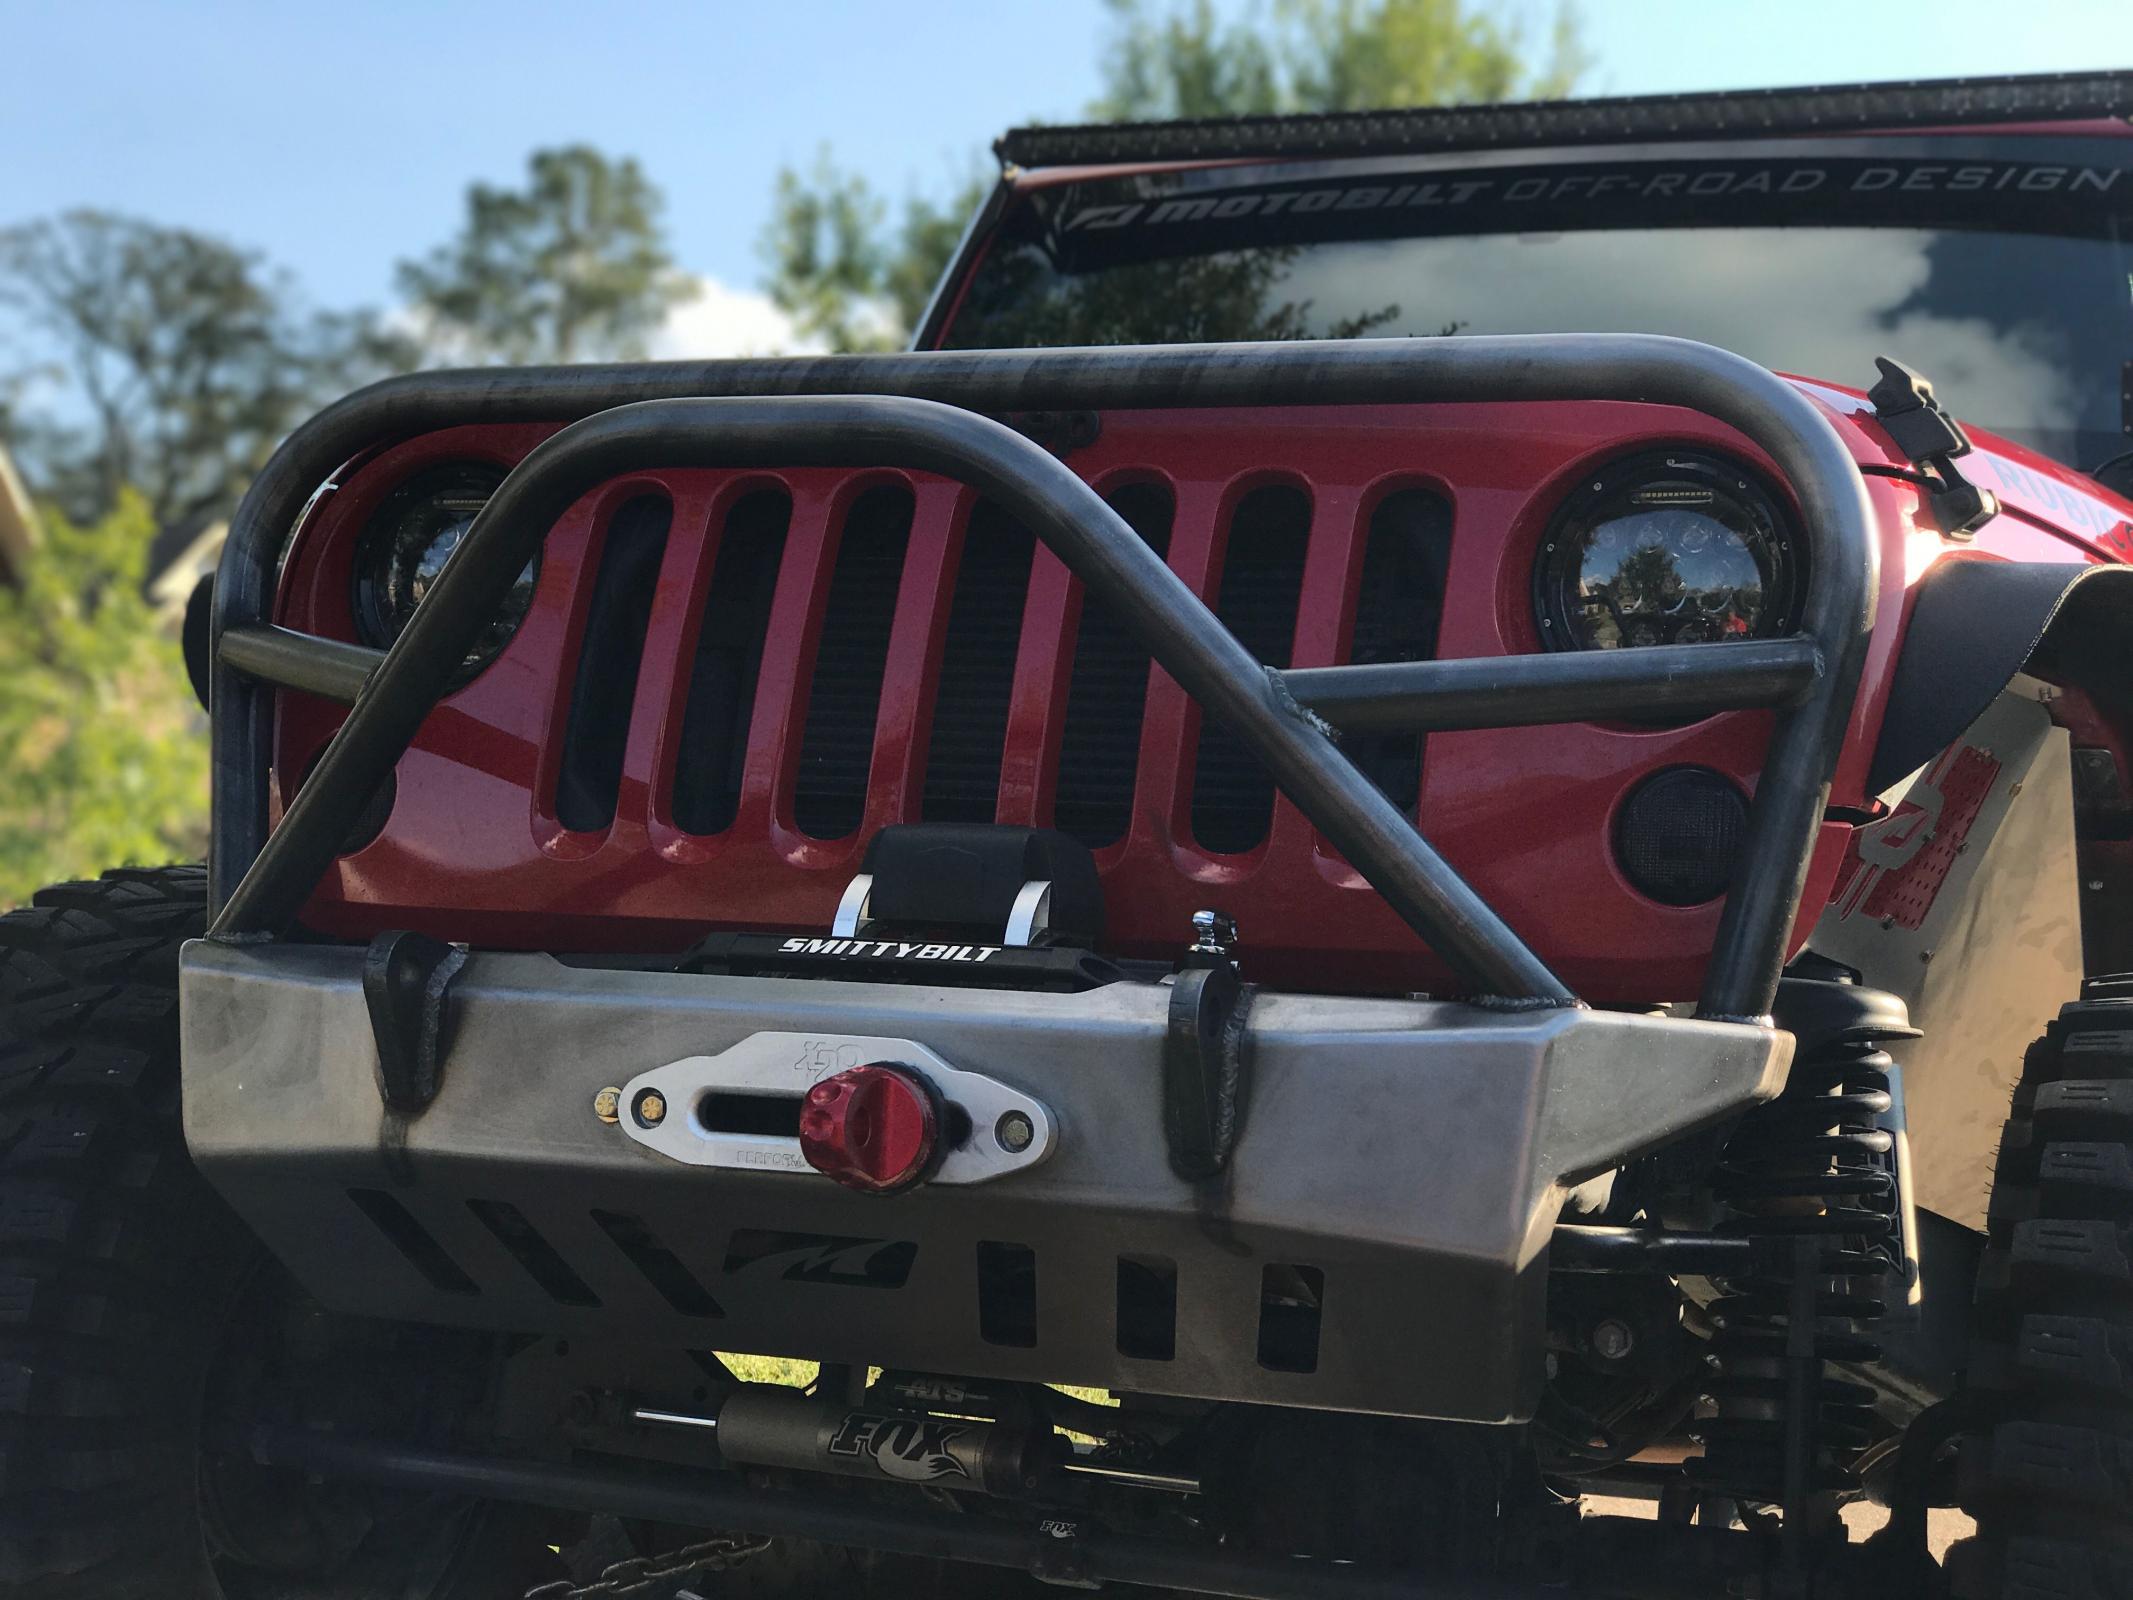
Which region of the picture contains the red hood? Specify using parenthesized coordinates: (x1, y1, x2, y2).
(1791, 375, 2133, 563)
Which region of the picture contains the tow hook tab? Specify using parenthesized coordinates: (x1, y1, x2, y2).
(361, 930, 467, 1114)
(1163, 960, 1251, 1181)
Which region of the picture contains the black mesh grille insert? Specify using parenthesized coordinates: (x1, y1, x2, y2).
(1054, 483, 1174, 848)
(794, 486, 914, 841)
(1614, 767, 1748, 906)
(557, 495, 672, 834)
(672, 490, 791, 835)
(923, 503, 1035, 823)
(1192, 484, 1311, 854)
(1347, 487, 1452, 813)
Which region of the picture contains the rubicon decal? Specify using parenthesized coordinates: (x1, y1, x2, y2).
(826, 1412, 972, 1482)
(779, 938, 1002, 963)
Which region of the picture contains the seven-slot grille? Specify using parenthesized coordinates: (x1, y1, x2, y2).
(552, 469, 1450, 858)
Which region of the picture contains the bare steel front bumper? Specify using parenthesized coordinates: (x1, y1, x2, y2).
(179, 941, 1786, 1422)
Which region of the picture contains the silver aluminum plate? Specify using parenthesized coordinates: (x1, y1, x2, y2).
(616, 1031, 1055, 1184)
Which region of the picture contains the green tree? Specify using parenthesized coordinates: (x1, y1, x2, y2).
(398, 145, 688, 365)
(1098, 0, 1584, 120)
(763, 0, 1585, 351)
(0, 491, 209, 906)
(0, 211, 413, 530)
(761, 157, 987, 354)
(1613, 538, 1684, 612)
(1092, 0, 1282, 119)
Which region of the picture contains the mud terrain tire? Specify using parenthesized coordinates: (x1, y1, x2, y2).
(1948, 987, 2133, 1600)
(0, 868, 557, 1599)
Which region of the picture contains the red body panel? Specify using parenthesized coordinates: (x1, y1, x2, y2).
(269, 384, 2133, 1002)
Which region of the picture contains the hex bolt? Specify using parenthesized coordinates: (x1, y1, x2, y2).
(633, 1089, 668, 1128)
(995, 1110, 1036, 1154)
(1592, 1318, 1636, 1361)
(591, 1086, 622, 1125)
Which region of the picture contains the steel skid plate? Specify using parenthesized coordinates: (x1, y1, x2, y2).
(179, 942, 1786, 1421)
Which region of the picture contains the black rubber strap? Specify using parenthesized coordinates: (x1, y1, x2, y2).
(1163, 963, 1251, 1181)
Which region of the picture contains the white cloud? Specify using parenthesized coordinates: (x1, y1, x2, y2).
(1276, 229, 2087, 444)
(653, 275, 822, 359)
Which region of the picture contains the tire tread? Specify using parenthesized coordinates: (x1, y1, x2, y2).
(0, 868, 222, 1599)
(1955, 987, 2133, 1598)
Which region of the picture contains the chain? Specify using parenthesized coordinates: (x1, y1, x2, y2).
(524, 1532, 772, 1600)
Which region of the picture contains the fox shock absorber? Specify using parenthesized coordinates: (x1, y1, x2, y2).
(691, 1386, 1046, 1497)
(1688, 975, 1917, 1517)
(637, 1383, 1203, 1499)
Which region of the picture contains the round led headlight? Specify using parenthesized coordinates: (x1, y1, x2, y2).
(351, 462, 536, 679)
(1533, 450, 1800, 652)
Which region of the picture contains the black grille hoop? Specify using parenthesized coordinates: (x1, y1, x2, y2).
(207, 336, 1875, 1020)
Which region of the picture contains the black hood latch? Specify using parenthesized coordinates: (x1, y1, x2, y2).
(1867, 355, 2000, 539)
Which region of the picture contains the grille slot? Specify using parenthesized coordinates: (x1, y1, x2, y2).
(1348, 487, 1452, 812)
(1054, 483, 1174, 848)
(794, 486, 915, 840)
(923, 503, 1036, 823)
(556, 495, 672, 834)
(672, 489, 791, 836)
(1192, 484, 1311, 854)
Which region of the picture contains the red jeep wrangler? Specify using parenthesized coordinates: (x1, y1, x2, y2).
(7, 70, 2133, 1600)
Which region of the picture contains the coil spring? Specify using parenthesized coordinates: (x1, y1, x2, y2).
(1689, 996, 1906, 1503)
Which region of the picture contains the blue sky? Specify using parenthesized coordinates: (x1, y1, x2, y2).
(3, 0, 2130, 348)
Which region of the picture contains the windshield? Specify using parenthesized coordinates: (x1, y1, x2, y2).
(943, 139, 2133, 471)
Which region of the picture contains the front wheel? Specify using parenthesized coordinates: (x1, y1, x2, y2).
(1947, 984, 2133, 1599)
(0, 868, 561, 1599)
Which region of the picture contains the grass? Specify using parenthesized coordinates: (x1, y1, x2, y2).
(718, 1352, 821, 1387)
(715, 1353, 1116, 1412)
